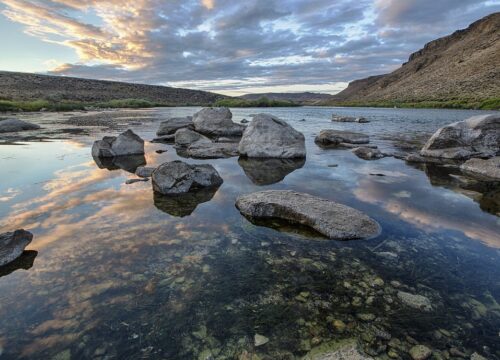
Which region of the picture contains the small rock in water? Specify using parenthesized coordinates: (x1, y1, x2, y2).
(353, 147, 385, 160)
(471, 352, 488, 360)
(155, 149, 167, 154)
(240, 118, 249, 124)
(125, 178, 149, 185)
(135, 166, 156, 178)
(0, 118, 41, 133)
(397, 291, 432, 311)
(409, 345, 432, 360)
(332, 319, 346, 333)
(357, 313, 376, 321)
(0, 229, 33, 267)
(328, 164, 338, 167)
(254, 334, 269, 347)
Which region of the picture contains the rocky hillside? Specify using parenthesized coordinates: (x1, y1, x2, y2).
(241, 92, 332, 105)
(329, 12, 500, 105)
(0, 71, 226, 106)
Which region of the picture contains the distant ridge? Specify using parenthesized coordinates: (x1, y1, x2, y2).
(0, 71, 226, 106)
(241, 92, 332, 105)
(327, 12, 500, 107)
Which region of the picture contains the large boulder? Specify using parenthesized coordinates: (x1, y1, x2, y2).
(238, 114, 306, 158)
(0, 230, 33, 267)
(332, 115, 369, 123)
(420, 114, 500, 159)
(186, 142, 239, 159)
(238, 157, 305, 185)
(91, 129, 144, 157)
(175, 128, 211, 148)
(315, 130, 370, 148)
(156, 116, 193, 136)
(460, 156, 500, 180)
(0, 119, 41, 133)
(236, 190, 380, 240)
(192, 107, 245, 136)
(152, 160, 223, 195)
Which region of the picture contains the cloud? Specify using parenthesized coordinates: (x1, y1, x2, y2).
(1, 0, 498, 94)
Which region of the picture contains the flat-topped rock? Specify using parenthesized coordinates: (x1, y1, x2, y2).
(192, 107, 245, 136)
(460, 156, 500, 180)
(0, 119, 41, 133)
(92, 129, 144, 157)
(315, 130, 369, 147)
(236, 190, 380, 240)
(352, 147, 385, 160)
(0, 230, 33, 267)
(152, 160, 223, 195)
(332, 115, 369, 123)
(238, 114, 306, 158)
(174, 128, 211, 148)
(156, 116, 193, 136)
(420, 114, 500, 159)
(187, 142, 239, 159)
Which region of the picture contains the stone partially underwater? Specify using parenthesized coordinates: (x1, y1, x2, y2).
(236, 190, 380, 240)
(92, 129, 145, 157)
(0, 230, 33, 267)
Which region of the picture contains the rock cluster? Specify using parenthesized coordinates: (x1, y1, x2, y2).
(92, 129, 145, 157)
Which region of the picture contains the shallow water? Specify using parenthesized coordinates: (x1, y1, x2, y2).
(0, 107, 499, 359)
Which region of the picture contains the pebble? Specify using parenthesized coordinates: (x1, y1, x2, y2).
(357, 313, 376, 321)
(254, 334, 269, 347)
(332, 319, 346, 333)
(471, 352, 487, 360)
(125, 178, 149, 184)
(156, 149, 167, 154)
(409, 345, 432, 360)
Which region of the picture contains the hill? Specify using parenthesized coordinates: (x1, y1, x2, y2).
(327, 12, 500, 109)
(0, 71, 226, 108)
(241, 92, 332, 105)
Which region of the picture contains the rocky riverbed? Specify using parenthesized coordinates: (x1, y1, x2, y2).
(0, 106, 499, 360)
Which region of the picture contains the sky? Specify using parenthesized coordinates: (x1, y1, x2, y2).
(0, 0, 499, 96)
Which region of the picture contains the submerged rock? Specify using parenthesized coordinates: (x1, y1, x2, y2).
(0, 230, 33, 267)
(156, 116, 193, 136)
(238, 157, 305, 185)
(238, 114, 306, 158)
(174, 128, 211, 148)
(315, 130, 370, 147)
(409, 345, 432, 360)
(0, 119, 41, 133)
(186, 142, 239, 159)
(332, 115, 369, 123)
(460, 157, 500, 180)
(152, 160, 223, 195)
(397, 291, 433, 311)
(254, 334, 269, 347)
(235, 190, 380, 240)
(420, 114, 500, 159)
(352, 147, 385, 160)
(192, 107, 245, 136)
(91, 129, 144, 157)
(303, 339, 373, 360)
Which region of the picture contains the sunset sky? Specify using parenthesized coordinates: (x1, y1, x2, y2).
(0, 0, 499, 96)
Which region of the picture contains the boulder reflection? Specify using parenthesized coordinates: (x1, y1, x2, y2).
(0, 250, 38, 278)
(238, 157, 305, 185)
(92, 154, 146, 173)
(153, 187, 220, 217)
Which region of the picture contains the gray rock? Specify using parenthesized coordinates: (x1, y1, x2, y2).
(135, 166, 156, 178)
(238, 157, 305, 185)
(397, 291, 433, 311)
(409, 345, 432, 360)
(0, 119, 41, 133)
(240, 118, 249, 124)
(420, 114, 500, 159)
(352, 147, 385, 160)
(332, 115, 369, 123)
(315, 130, 369, 147)
(0, 230, 33, 267)
(303, 339, 373, 360)
(125, 178, 149, 184)
(152, 160, 223, 195)
(91, 129, 144, 157)
(186, 142, 239, 159)
(192, 107, 245, 136)
(460, 156, 500, 180)
(156, 116, 193, 136)
(238, 114, 306, 158)
(175, 128, 211, 148)
(236, 190, 380, 240)
(254, 334, 269, 347)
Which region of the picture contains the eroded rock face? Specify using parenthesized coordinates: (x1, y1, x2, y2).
(152, 160, 223, 195)
(238, 114, 306, 158)
(192, 107, 245, 136)
(156, 116, 193, 136)
(0, 119, 41, 133)
(174, 128, 211, 148)
(91, 129, 145, 157)
(0, 230, 33, 267)
(420, 114, 500, 159)
(315, 130, 369, 147)
(238, 157, 305, 185)
(460, 156, 500, 180)
(332, 115, 369, 123)
(236, 190, 380, 240)
(352, 147, 385, 160)
(186, 142, 239, 159)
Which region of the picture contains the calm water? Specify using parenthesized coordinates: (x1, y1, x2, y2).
(0, 107, 499, 359)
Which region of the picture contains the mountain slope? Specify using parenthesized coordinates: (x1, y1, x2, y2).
(0, 71, 226, 106)
(329, 13, 500, 105)
(241, 92, 332, 105)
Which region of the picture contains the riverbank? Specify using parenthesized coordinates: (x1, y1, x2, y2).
(325, 98, 500, 110)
